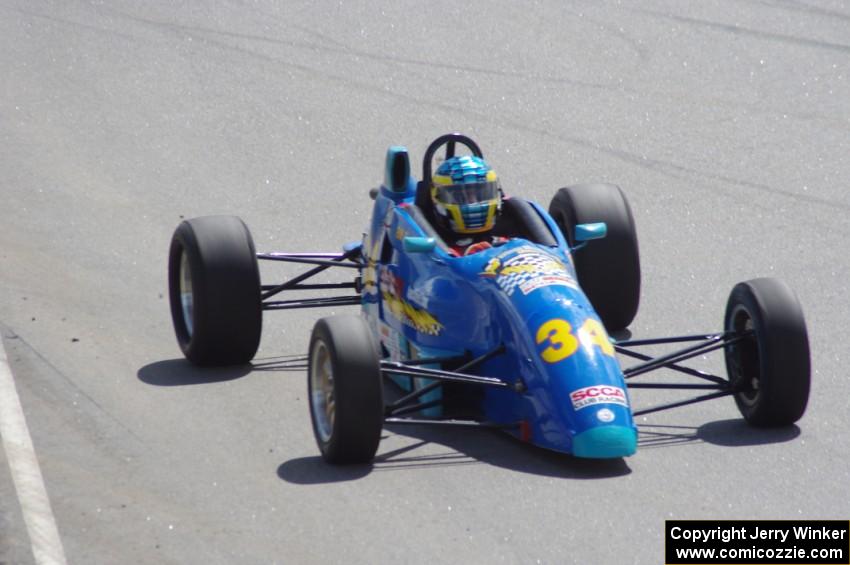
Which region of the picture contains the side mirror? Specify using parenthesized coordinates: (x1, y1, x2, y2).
(403, 236, 436, 253)
(574, 222, 607, 242)
(385, 146, 410, 193)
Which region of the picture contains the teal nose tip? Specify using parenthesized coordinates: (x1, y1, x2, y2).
(572, 425, 638, 458)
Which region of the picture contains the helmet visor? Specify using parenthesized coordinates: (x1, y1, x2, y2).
(434, 180, 500, 206)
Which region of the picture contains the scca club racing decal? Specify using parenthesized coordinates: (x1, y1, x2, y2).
(380, 269, 443, 336)
(480, 246, 577, 296)
(570, 385, 628, 411)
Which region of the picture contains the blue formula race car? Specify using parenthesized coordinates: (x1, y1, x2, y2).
(167, 133, 811, 463)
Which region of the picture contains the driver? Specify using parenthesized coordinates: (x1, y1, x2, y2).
(431, 155, 507, 255)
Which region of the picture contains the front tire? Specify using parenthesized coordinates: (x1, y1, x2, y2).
(168, 216, 262, 366)
(549, 184, 641, 331)
(308, 316, 383, 464)
(724, 278, 810, 426)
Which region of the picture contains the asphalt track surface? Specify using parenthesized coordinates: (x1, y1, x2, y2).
(1, 1, 849, 564)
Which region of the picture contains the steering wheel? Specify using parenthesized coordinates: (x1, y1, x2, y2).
(422, 133, 484, 183)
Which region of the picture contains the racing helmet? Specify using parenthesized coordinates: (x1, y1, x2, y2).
(431, 155, 501, 234)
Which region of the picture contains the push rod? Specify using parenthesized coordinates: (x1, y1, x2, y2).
(260, 252, 352, 259)
(384, 417, 516, 429)
(615, 346, 726, 384)
(616, 333, 728, 347)
(262, 296, 360, 310)
(626, 382, 728, 390)
(623, 334, 748, 379)
(256, 255, 361, 268)
(387, 399, 443, 418)
(259, 247, 361, 300)
(261, 282, 357, 291)
(380, 362, 509, 388)
(385, 344, 506, 412)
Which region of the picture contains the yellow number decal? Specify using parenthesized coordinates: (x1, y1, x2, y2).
(579, 318, 615, 357)
(535, 318, 615, 363)
(536, 319, 579, 363)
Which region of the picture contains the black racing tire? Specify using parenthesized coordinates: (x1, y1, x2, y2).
(724, 278, 810, 426)
(308, 316, 384, 464)
(168, 215, 262, 366)
(548, 184, 641, 331)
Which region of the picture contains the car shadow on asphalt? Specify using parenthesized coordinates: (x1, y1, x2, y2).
(637, 419, 800, 450)
(382, 424, 632, 479)
(699, 418, 801, 446)
(137, 358, 252, 386)
(277, 424, 631, 485)
(137, 355, 307, 386)
(277, 419, 802, 485)
(276, 457, 374, 484)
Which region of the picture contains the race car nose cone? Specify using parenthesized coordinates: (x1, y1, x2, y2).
(572, 425, 637, 458)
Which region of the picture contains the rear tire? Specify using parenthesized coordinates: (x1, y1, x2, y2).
(548, 184, 641, 331)
(168, 216, 262, 366)
(308, 316, 383, 464)
(724, 278, 810, 426)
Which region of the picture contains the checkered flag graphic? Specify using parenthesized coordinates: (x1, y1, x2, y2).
(496, 252, 565, 295)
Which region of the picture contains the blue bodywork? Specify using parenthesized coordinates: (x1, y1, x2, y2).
(360, 146, 637, 458)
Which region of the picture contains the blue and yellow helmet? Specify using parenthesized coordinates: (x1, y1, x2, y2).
(431, 155, 501, 234)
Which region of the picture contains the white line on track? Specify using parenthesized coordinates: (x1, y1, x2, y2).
(0, 335, 68, 565)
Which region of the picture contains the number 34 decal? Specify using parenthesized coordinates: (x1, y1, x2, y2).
(535, 318, 615, 363)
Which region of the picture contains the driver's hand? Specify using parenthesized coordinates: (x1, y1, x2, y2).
(464, 241, 493, 255)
